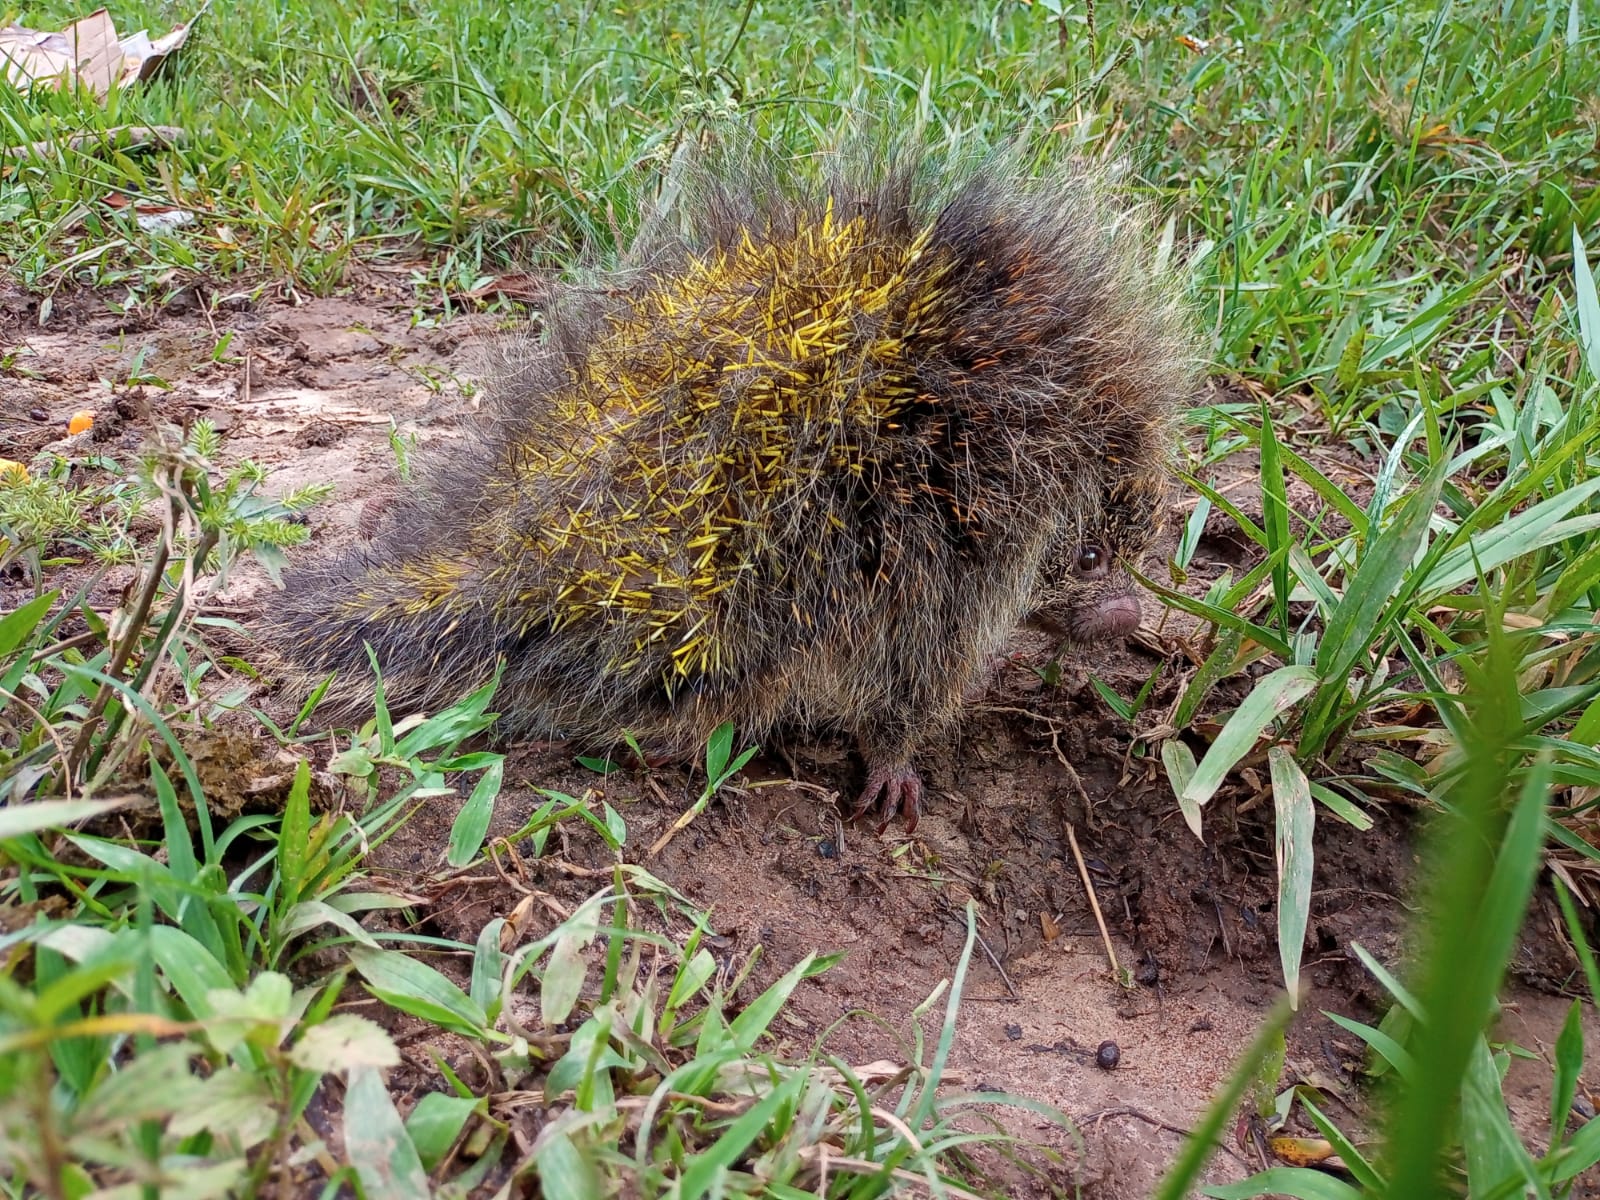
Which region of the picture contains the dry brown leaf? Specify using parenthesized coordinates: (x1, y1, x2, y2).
(1269, 1136, 1336, 1167)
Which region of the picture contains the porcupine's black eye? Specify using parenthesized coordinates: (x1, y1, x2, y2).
(1075, 546, 1107, 576)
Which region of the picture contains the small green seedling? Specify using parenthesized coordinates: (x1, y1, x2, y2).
(647, 720, 759, 855)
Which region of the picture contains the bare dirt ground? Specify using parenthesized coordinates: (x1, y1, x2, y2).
(4, 283, 1596, 1198)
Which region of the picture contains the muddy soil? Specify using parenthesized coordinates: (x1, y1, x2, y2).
(4, 284, 1596, 1198)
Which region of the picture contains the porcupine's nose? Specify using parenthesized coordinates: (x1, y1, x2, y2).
(1072, 594, 1142, 641)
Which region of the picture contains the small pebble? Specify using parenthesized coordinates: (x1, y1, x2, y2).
(1095, 1040, 1121, 1070)
(1005, 1023, 1023, 1041)
(29, 408, 47, 421)
(816, 838, 837, 859)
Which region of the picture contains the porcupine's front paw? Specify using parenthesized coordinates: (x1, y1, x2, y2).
(852, 759, 925, 834)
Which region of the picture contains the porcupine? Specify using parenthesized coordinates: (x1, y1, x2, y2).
(265, 135, 1198, 829)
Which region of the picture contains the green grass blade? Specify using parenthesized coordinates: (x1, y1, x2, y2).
(1573, 227, 1600, 382)
(446, 757, 504, 868)
(1552, 878, 1600, 1007)
(675, 1068, 807, 1200)
(728, 953, 822, 1054)
(1269, 746, 1314, 1009)
(1375, 690, 1552, 1197)
(1154, 997, 1295, 1200)
(1260, 409, 1292, 637)
(1317, 461, 1444, 688)
(1180, 665, 1317, 808)
(1549, 1000, 1584, 1154)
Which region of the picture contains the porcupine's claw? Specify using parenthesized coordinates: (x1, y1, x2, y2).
(853, 760, 924, 833)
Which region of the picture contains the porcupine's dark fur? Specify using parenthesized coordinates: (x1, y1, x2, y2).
(265, 134, 1199, 828)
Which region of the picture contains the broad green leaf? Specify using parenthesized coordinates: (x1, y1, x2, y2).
(705, 719, 735, 780)
(74, 1043, 204, 1127)
(1326, 1010, 1416, 1079)
(289, 1014, 399, 1073)
(1550, 1113, 1600, 1183)
(1269, 747, 1314, 1009)
(168, 1067, 278, 1149)
(1288, 544, 1341, 619)
(345, 1065, 430, 1200)
(278, 760, 313, 903)
(539, 929, 590, 1028)
(1300, 1095, 1383, 1190)
(436, 752, 504, 771)
(1375, 736, 1550, 1199)
(1422, 489, 1600, 600)
(1203, 1169, 1361, 1200)
(665, 946, 718, 1014)
(204, 972, 295, 1055)
(1552, 1001, 1584, 1153)
(532, 1128, 603, 1200)
(1361, 277, 1494, 373)
(1461, 1038, 1546, 1200)
(1143, 575, 1294, 661)
(279, 900, 381, 949)
(390, 669, 501, 760)
(1570, 692, 1600, 750)
(1161, 739, 1202, 839)
(0, 590, 58, 657)
(33, 924, 117, 966)
(347, 945, 487, 1038)
(1308, 782, 1372, 830)
(1091, 675, 1135, 721)
(1181, 666, 1317, 808)
(447, 758, 504, 868)
(0, 798, 124, 839)
(546, 1013, 627, 1108)
(33, 952, 140, 1025)
(470, 919, 505, 1015)
(149, 926, 238, 1019)
(404, 1092, 483, 1171)
(1175, 625, 1245, 730)
(150, 757, 199, 885)
(327, 892, 423, 915)
(1547, 537, 1600, 617)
